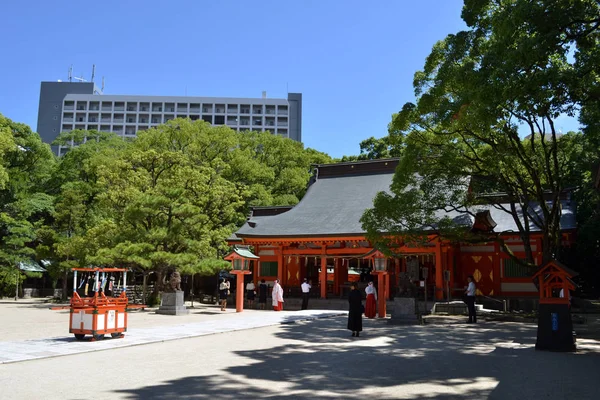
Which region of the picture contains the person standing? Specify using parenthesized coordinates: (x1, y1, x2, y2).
(246, 280, 256, 309)
(272, 279, 284, 311)
(301, 278, 311, 310)
(219, 278, 230, 312)
(258, 279, 268, 310)
(465, 275, 477, 323)
(347, 283, 363, 337)
(364, 281, 377, 319)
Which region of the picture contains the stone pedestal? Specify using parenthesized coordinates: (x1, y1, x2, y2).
(536, 303, 576, 352)
(389, 297, 421, 325)
(156, 291, 189, 315)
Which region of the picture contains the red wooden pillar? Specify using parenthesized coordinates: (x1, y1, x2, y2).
(254, 245, 260, 286)
(339, 259, 349, 284)
(377, 272, 386, 318)
(231, 270, 251, 312)
(435, 241, 444, 300)
(320, 245, 327, 299)
(448, 246, 455, 296)
(277, 245, 283, 282)
(333, 258, 341, 296)
(385, 273, 390, 300)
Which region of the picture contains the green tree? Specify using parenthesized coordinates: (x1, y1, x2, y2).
(92, 120, 240, 297)
(232, 130, 332, 209)
(0, 114, 55, 297)
(338, 135, 401, 162)
(362, 0, 600, 267)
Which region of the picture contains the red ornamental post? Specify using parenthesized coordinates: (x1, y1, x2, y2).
(370, 250, 388, 319)
(224, 246, 258, 313)
(377, 271, 386, 318)
(231, 271, 248, 313)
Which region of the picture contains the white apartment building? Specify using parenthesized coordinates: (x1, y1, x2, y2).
(37, 82, 302, 155)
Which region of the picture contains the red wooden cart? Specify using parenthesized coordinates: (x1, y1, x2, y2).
(70, 267, 128, 341)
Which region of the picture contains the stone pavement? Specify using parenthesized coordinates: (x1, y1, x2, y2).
(0, 308, 345, 364)
(2, 314, 600, 400)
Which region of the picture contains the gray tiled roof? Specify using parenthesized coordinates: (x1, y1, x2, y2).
(234, 172, 577, 238)
(236, 172, 394, 237)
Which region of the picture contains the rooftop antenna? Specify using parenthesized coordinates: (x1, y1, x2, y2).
(101, 76, 105, 92)
(74, 75, 87, 83)
(91, 64, 95, 83)
(68, 65, 73, 82)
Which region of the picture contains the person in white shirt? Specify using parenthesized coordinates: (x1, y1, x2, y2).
(464, 275, 477, 323)
(301, 278, 311, 310)
(219, 279, 230, 312)
(365, 281, 378, 318)
(246, 281, 256, 308)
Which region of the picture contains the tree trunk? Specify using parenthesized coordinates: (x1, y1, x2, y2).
(142, 272, 148, 304)
(62, 269, 68, 301)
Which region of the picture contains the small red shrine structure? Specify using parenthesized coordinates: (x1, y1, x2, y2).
(532, 260, 577, 305)
(533, 260, 578, 352)
(229, 159, 576, 316)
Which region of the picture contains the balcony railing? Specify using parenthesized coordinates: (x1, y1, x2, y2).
(278, 111, 288, 116)
(63, 118, 74, 123)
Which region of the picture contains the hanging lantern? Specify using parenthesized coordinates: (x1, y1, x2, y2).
(369, 250, 387, 272)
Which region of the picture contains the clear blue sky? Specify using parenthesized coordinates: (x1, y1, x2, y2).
(0, 0, 579, 158)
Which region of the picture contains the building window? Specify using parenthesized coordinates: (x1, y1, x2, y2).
(503, 258, 531, 278)
(260, 261, 278, 277)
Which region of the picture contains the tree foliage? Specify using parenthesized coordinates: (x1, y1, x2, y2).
(362, 0, 600, 267)
(0, 114, 55, 295)
(0, 114, 331, 296)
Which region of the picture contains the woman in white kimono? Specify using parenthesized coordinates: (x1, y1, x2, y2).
(272, 279, 284, 311)
(365, 281, 377, 318)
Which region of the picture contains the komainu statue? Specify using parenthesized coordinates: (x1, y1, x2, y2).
(166, 271, 182, 292)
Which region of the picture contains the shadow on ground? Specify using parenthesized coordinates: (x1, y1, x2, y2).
(114, 316, 600, 399)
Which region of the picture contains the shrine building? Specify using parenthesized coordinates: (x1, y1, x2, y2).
(229, 158, 576, 301)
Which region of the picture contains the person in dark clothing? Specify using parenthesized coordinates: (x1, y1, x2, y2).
(347, 282, 363, 337)
(258, 279, 268, 310)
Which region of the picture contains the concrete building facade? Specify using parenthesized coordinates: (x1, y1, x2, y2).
(37, 82, 302, 154)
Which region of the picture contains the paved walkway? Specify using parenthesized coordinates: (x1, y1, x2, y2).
(0, 309, 345, 364)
